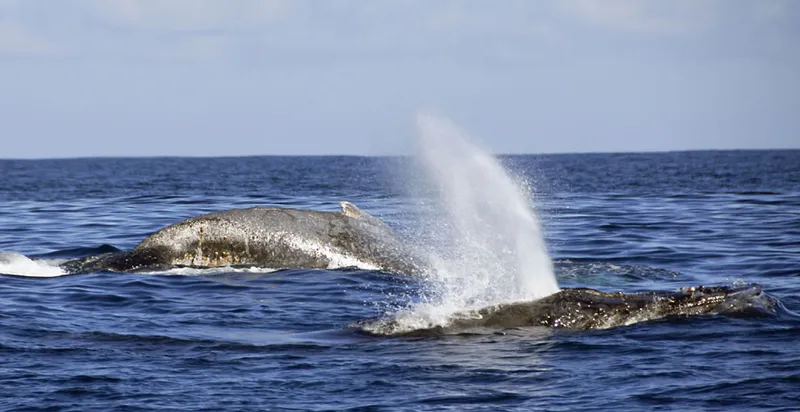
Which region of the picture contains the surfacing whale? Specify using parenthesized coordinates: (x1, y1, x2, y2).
(355, 284, 778, 335)
(60, 202, 424, 275)
(45, 203, 781, 335)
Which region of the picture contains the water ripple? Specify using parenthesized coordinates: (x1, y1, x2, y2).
(1, 151, 799, 410)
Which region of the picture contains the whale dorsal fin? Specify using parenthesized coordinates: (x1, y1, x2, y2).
(340, 201, 394, 232)
(340, 201, 365, 218)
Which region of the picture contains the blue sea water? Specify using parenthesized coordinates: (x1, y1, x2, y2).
(1, 150, 799, 411)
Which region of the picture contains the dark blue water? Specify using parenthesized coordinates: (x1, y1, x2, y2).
(1, 151, 799, 411)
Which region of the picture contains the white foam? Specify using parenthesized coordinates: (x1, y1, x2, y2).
(364, 301, 487, 335)
(144, 266, 280, 276)
(0, 252, 68, 277)
(282, 232, 381, 271)
(391, 113, 560, 330)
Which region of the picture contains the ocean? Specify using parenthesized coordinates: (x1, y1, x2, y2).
(1, 149, 799, 411)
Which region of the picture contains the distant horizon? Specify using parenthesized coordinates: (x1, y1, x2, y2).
(3, 147, 798, 162)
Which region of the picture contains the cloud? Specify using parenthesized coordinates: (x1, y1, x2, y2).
(0, 1, 59, 57)
(753, 0, 792, 22)
(0, 0, 796, 64)
(0, 23, 51, 56)
(555, 0, 718, 35)
(83, 0, 290, 32)
(162, 34, 229, 61)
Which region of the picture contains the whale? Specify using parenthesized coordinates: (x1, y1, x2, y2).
(60, 202, 426, 275)
(355, 284, 778, 335)
(46, 204, 780, 336)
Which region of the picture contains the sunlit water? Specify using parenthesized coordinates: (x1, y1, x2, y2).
(1, 151, 799, 410)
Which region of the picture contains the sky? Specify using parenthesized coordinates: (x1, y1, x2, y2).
(0, 0, 798, 158)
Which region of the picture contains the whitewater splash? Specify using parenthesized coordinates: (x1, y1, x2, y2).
(381, 113, 560, 332)
(0, 252, 68, 277)
(0, 250, 282, 278)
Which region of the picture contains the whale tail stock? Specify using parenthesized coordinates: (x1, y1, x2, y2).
(59, 248, 170, 274)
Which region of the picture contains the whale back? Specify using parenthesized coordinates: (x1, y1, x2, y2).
(119, 202, 421, 274)
(470, 286, 774, 330)
(356, 284, 778, 335)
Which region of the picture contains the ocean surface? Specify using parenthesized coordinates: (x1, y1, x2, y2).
(1, 150, 799, 411)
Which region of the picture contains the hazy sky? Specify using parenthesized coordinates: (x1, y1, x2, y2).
(1, 0, 798, 158)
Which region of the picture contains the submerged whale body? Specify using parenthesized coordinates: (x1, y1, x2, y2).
(356, 284, 778, 335)
(60, 202, 424, 275)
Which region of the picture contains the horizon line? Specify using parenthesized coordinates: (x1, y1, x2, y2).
(2, 147, 798, 161)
